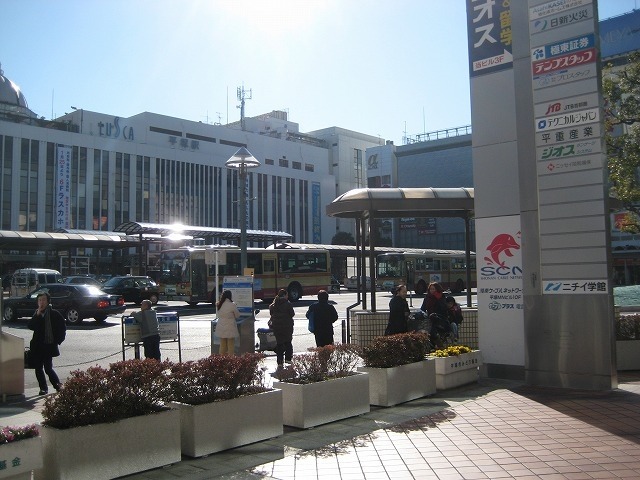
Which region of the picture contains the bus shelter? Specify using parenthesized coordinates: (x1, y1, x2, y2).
(326, 187, 475, 311)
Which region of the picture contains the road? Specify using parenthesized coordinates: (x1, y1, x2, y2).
(3, 289, 476, 391)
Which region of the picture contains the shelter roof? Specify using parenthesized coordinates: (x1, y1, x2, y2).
(114, 222, 292, 242)
(326, 187, 474, 219)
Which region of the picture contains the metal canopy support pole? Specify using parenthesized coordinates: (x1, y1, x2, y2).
(359, 217, 367, 310)
(369, 214, 377, 312)
(465, 214, 473, 308)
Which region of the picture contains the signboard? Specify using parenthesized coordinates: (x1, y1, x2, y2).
(222, 276, 254, 316)
(55, 145, 72, 229)
(122, 312, 179, 344)
(467, 0, 513, 76)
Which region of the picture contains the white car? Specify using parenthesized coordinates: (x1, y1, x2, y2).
(344, 276, 372, 290)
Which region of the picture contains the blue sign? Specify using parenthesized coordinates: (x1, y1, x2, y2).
(467, 0, 513, 77)
(599, 9, 640, 59)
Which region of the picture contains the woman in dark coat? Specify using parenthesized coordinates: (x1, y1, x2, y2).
(28, 292, 66, 395)
(306, 290, 338, 347)
(269, 289, 295, 366)
(385, 284, 410, 335)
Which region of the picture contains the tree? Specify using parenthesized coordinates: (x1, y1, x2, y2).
(603, 52, 640, 232)
(331, 231, 355, 245)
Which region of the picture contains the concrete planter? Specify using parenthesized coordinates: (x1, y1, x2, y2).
(37, 408, 180, 480)
(616, 340, 640, 370)
(433, 351, 482, 390)
(0, 437, 42, 480)
(358, 359, 436, 407)
(172, 389, 283, 457)
(273, 372, 370, 429)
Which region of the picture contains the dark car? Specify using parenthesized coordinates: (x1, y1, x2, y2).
(2, 283, 126, 325)
(63, 275, 103, 288)
(101, 276, 160, 305)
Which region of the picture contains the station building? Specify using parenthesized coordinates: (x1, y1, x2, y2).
(0, 68, 382, 274)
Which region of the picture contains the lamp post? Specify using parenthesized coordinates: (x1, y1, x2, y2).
(226, 147, 260, 272)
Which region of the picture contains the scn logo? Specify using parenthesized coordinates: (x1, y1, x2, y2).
(484, 233, 520, 267)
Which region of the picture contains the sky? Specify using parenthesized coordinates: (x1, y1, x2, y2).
(0, 0, 637, 145)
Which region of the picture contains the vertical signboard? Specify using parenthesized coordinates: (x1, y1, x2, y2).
(312, 182, 321, 244)
(467, 0, 525, 375)
(467, 0, 513, 76)
(529, 0, 609, 294)
(55, 145, 72, 229)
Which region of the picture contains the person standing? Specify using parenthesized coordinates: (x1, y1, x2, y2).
(28, 292, 66, 395)
(132, 299, 161, 360)
(306, 289, 339, 347)
(269, 289, 295, 367)
(385, 284, 410, 335)
(215, 290, 241, 355)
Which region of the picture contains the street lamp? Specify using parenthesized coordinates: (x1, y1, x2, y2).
(226, 147, 261, 272)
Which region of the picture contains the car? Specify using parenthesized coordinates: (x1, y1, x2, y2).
(344, 275, 373, 290)
(63, 275, 103, 288)
(2, 283, 126, 325)
(101, 276, 160, 305)
(328, 275, 341, 293)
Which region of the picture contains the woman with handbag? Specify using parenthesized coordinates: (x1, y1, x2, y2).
(306, 290, 338, 347)
(215, 290, 241, 355)
(28, 292, 66, 395)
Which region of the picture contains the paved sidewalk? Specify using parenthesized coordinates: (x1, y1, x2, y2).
(2, 369, 640, 479)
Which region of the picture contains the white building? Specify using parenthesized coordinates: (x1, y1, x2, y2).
(0, 67, 383, 271)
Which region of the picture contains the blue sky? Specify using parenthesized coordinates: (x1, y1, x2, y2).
(0, 0, 636, 144)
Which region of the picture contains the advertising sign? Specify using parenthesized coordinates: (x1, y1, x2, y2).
(222, 276, 254, 316)
(123, 312, 179, 344)
(55, 145, 72, 229)
(467, 0, 513, 76)
(476, 216, 524, 315)
(529, 2, 594, 34)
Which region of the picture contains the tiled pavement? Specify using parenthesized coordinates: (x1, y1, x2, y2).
(2, 368, 640, 479)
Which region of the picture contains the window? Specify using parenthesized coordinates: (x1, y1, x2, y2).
(292, 161, 301, 170)
(305, 164, 314, 172)
(279, 158, 288, 167)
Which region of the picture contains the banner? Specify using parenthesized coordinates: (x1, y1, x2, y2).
(56, 145, 72, 229)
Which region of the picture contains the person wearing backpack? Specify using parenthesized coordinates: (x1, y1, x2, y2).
(306, 289, 338, 347)
(28, 291, 66, 395)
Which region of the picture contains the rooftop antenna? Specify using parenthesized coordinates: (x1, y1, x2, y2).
(237, 84, 252, 131)
(215, 112, 222, 125)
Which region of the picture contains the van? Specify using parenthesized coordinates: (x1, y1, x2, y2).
(10, 268, 63, 297)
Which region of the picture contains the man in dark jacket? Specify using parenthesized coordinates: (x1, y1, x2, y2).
(269, 289, 295, 366)
(385, 284, 410, 335)
(28, 292, 66, 395)
(306, 290, 339, 347)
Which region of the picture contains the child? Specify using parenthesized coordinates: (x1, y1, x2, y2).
(445, 295, 463, 341)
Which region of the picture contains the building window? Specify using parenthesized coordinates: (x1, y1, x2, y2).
(305, 164, 314, 172)
(292, 161, 301, 170)
(279, 158, 289, 168)
(265, 158, 274, 165)
(354, 148, 363, 188)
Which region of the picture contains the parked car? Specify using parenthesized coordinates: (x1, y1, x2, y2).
(63, 275, 103, 288)
(101, 276, 160, 305)
(2, 283, 126, 325)
(328, 275, 341, 293)
(344, 275, 373, 290)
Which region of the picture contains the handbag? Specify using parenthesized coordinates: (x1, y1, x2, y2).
(24, 348, 36, 369)
(307, 310, 315, 333)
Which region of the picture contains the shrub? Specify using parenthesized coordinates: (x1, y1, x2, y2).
(616, 313, 640, 340)
(360, 332, 430, 368)
(42, 359, 172, 429)
(431, 345, 473, 357)
(0, 424, 39, 444)
(168, 353, 268, 405)
(277, 343, 362, 384)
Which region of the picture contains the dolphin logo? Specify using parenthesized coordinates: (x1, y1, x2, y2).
(484, 233, 520, 267)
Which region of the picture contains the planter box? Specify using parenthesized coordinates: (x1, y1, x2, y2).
(617, 340, 640, 370)
(172, 389, 283, 457)
(358, 359, 436, 407)
(0, 437, 42, 480)
(273, 372, 370, 429)
(433, 351, 482, 390)
(37, 408, 180, 480)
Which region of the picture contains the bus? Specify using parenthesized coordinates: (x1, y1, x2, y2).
(158, 245, 332, 304)
(376, 250, 476, 294)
